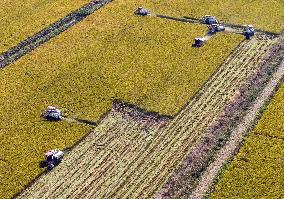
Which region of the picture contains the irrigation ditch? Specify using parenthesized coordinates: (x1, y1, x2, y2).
(0, 0, 112, 69)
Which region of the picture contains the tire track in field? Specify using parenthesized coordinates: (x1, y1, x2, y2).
(0, 0, 112, 69)
(189, 53, 284, 199)
(16, 36, 276, 199)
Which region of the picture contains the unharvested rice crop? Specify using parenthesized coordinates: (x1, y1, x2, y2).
(16, 36, 276, 199)
(211, 134, 284, 199)
(0, 0, 243, 198)
(253, 83, 284, 139)
(211, 82, 284, 199)
(0, 1, 242, 198)
(0, 0, 90, 54)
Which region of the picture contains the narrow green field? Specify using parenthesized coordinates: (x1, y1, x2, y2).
(0, 0, 90, 53)
(0, 1, 243, 198)
(211, 83, 284, 198)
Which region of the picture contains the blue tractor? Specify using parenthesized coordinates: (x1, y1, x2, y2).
(134, 7, 149, 16)
(202, 15, 218, 25)
(243, 25, 255, 39)
(42, 106, 62, 121)
(40, 149, 64, 171)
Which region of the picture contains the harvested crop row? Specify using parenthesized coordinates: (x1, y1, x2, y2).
(211, 81, 284, 199)
(17, 36, 276, 198)
(155, 38, 284, 199)
(0, 0, 90, 53)
(18, 104, 169, 198)
(0, 0, 243, 197)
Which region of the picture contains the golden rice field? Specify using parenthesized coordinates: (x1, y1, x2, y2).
(0, 1, 244, 198)
(16, 36, 276, 199)
(2, 0, 284, 199)
(253, 83, 284, 139)
(0, 0, 90, 53)
(1, 0, 283, 55)
(211, 83, 284, 199)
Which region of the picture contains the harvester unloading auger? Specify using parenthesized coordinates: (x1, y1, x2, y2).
(133, 8, 258, 47)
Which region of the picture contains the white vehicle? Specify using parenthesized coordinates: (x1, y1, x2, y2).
(134, 7, 149, 16)
(42, 106, 62, 121)
(192, 37, 206, 47)
(40, 149, 64, 171)
(201, 15, 218, 25)
(208, 24, 225, 34)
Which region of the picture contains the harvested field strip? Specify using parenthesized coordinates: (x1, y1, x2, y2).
(154, 39, 284, 199)
(190, 58, 284, 199)
(18, 107, 168, 198)
(0, 0, 90, 53)
(0, 0, 112, 69)
(17, 37, 276, 199)
(157, 15, 279, 38)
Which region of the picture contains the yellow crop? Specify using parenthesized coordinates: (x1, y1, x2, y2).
(154, 0, 284, 33)
(0, 0, 247, 198)
(253, 84, 284, 138)
(0, 0, 90, 53)
(211, 135, 284, 199)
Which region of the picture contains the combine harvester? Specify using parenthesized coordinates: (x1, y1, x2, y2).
(192, 37, 206, 47)
(208, 24, 225, 34)
(40, 149, 64, 171)
(201, 15, 219, 25)
(42, 106, 62, 121)
(133, 9, 255, 47)
(243, 25, 255, 39)
(134, 7, 150, 16)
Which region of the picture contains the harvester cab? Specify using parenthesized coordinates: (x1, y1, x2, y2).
(243, 25, 255, 39)
(42, 106, 62, 121)
(192, 37, 206, 47)
(134, 7, 149, 16)
(40, 149, 64, 171)
(208, 24, 225, 34)
(202, 15, 218, 25)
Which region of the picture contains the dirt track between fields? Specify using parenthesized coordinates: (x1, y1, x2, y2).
(189, 58, 284, 199)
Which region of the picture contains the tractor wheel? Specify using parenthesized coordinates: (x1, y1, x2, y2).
(47, 164, 54, 171)
(39, 160, 48, 168)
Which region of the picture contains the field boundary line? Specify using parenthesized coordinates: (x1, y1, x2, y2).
(188, 58, 284, 199)
(0, 0, 112, 69)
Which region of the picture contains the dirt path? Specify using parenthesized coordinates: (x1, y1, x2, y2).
(189, 60, 284, 199)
